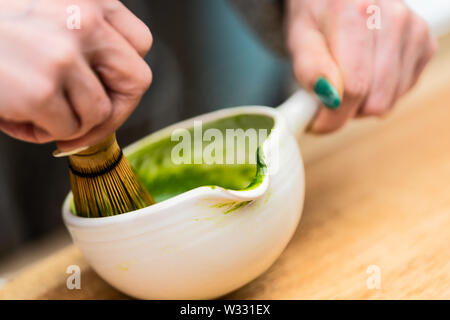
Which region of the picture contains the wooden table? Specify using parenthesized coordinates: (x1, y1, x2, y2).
(1, 34, 449, 300)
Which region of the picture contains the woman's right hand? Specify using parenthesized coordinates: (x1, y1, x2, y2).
(0, 0, 153, 153)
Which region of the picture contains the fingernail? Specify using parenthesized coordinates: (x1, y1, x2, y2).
(314, 77, 341, 110)
(53, 146, 89, 158)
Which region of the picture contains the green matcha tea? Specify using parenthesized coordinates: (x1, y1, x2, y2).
(127, 114, 274, 202)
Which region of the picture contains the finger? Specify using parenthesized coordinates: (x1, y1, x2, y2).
(61, 57, 112, 141)
(101, 0, 153, 57)
(31, 90, 81, 141)
(288, 19, 343, 109)
(55, 92, 141, 151)
(408, 39, 437, 89)
(57, 25, 152, 151)
(396, 16, 437, 97)
(311, 0, 375, 133)
(361, 1, 410, 116)
(86, 22, 152, 99)
(2, 74, 81, 143)
(0, 63, 54, 143)
(0, 119, 50, 144)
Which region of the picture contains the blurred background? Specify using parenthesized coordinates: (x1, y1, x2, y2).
(0, 0, 449, 288)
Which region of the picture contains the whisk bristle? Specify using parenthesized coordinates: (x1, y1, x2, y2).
(68, 134, 154, 218)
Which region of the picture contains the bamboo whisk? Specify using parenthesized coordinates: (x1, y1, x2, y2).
(68, 134, 154, 217)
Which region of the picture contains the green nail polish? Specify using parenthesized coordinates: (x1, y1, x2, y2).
(314, 77, 341, 109)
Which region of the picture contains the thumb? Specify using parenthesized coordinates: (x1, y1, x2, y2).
(289, 23, 343, 110)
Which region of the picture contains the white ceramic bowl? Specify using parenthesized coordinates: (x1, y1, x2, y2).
(62, 91, 319, 299)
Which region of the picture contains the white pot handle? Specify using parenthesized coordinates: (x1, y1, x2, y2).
(277, 90, 319, 138)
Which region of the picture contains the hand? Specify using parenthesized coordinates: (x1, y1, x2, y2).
(0, 0, 152, 152)
(286, 0, 437, 133)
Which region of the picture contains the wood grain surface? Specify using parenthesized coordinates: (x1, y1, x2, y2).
(1, 34, 449, 300)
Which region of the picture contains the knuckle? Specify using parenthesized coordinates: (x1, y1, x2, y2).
(1, 103, 24, 121)
(413, 17, 430, 44)
(147, 28, 154, 49)
(356, 0, 375, 17)
(313, 119, 346, 134)
(77, 2, 102, 30)
(34, 135, 51, 144)
(96, 98, 113, 123)
(49, 118, 80, 140)
(131, 63, 152, 93)
(410, 17, 436, 61)
(390, 2, 410, 27)
(32, 80, 56, 106)
(51, 39, 78, 68)
(429, 38, 439, 57)
(76, 98, 111, 136)
(292, 58, 311, 87)
(66, 120, 81, 137)
(139, 25, 153, 55)
(364, 96, 391, 116)
(344, 79, 369, 101)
